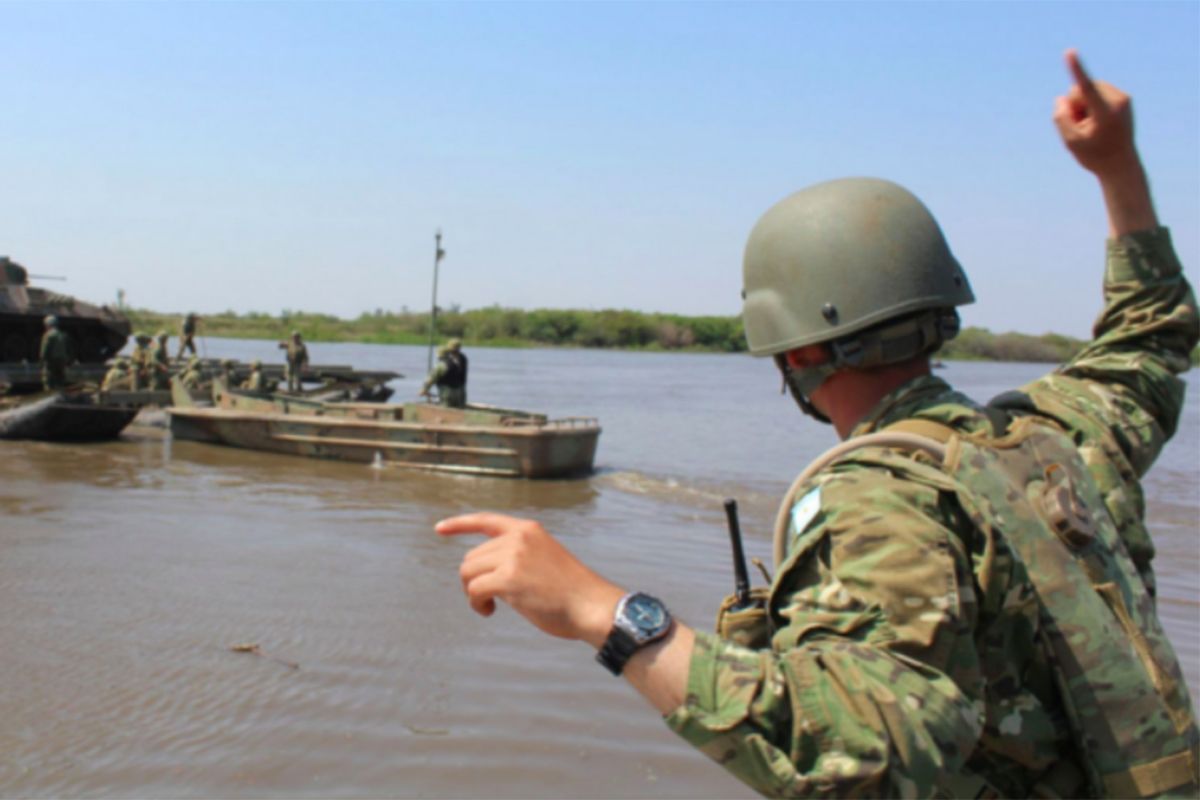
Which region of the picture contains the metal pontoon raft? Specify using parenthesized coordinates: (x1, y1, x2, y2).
(166, 379, 601, 479)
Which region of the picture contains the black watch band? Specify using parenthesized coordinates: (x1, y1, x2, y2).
(595, 626, 639, 676)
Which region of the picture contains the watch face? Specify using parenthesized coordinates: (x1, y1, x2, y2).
(623, 593, 669, 638)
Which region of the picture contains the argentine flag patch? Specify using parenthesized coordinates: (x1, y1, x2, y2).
(790, 486, 822, 539)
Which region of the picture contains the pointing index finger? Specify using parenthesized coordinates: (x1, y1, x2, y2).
(435, 512, 521, 538)
(1065, 48, 1100, 104)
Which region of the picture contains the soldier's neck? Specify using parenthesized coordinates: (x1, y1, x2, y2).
(816, 358, 932, 439)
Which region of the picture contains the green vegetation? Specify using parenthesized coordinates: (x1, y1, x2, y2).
(940, 327, 1085, 363)
(126, 306, 748, 353)
(127, 306, 1100, 363)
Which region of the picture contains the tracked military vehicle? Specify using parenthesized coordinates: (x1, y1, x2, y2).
(0, 256, 131, 363)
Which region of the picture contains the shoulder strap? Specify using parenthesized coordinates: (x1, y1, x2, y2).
(771, 427, 949, 568)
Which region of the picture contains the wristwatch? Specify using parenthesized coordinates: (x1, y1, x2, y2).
(596, 592, 673, 676)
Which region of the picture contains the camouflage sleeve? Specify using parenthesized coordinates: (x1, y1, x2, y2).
(1027, 228, 1198, 476)
(665, 464, 985, 798)
(421, 362, 446, 392)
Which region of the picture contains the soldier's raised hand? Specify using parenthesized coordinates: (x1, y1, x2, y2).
(1053, 49, 1137, 176)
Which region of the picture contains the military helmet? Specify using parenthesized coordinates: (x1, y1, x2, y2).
(44, 315, 58, 327)
(252, 359, 262, 368)
(742, 177, 974, 358)
(156, 329, 168, 340)
(135, 333, 151, 344)
(446, 338, 462, 351)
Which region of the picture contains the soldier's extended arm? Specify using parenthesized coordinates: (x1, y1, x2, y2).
(1022, 51, 1200, 476)
(438, 477, 989, 798)
(420, 362, 446, 396)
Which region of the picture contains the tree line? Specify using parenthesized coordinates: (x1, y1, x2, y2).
(127, 305, 1198, 364)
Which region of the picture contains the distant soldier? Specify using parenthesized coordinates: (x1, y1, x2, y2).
(278, 330, 309, 393)
(150, 330, 172, 390)
(101, 358, 132, 392)
(129, 332, 153, 391)
(420, 338, 468, 408)
(241, 359, 266, 392)
(219, 358, 236, 386)
(178, 356, 204, 390)
(39, 315, 70, 390)
(177, 312, 200, 359)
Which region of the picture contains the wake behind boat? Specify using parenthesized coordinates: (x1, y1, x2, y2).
(167, 379, 601, 479)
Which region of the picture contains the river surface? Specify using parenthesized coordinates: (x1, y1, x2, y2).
(2, 342, 1197, 799)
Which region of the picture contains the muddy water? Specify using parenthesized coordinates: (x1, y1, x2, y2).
(1, 343, 1196, 798)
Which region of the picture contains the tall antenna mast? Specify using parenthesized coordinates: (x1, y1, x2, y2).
(426, 229, 445, 372)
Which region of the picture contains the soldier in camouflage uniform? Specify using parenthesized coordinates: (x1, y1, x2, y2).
(278, 330, 309, 393)
(420, 338, 468, 408)
(434, 52, 1199, 798)
(177, 312, 199, 360)
(101, 357, 132, 392)
(241, 359, 266, 392)
(178, 356, 204, 391)
(39, 315, 70, 390)
(149, 330, 172, 390)
(129, 332, 152, 391)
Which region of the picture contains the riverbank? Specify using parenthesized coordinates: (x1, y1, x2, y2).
(126, 307, 1198, 365)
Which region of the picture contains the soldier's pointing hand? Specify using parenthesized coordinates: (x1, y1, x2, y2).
(436, 512, 624, 644)
(1053, 49, 1136, 176)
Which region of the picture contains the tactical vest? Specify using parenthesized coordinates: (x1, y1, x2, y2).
(439, 353, 467, 389)
(770, 414, 1199, 798)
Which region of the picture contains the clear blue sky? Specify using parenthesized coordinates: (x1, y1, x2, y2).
(2, 1, 1197, 338)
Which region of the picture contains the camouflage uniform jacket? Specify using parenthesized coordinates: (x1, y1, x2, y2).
(666, 228, 1198, 798)
(284, 341, 308, 369)
(423, 354, 468, 408)
(101, 365, 130, 392)
(143, 342, 169, 390)
(242, 370, 265, 392)
(39, 328, 69, 366)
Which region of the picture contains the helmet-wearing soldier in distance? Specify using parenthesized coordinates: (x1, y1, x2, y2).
(44, 315, 58, 328)
(741, 177, 975, 422)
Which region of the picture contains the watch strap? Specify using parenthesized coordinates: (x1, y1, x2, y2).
(595, 625, 639, 676)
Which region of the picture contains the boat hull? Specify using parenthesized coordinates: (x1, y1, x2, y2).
(0, 393, 141, 441)
(168, 407, 600, 478)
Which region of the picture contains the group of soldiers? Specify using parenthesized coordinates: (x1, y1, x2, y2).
(100, 329, 189, 392)
(44, 303, 465, 405)
(37, 309, 311, 397)
(98, 326, 308, 395)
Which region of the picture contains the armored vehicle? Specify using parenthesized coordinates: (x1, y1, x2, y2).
(0, 256, 131, 363)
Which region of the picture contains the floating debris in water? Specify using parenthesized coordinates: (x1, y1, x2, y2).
(228, 642, 300, 670)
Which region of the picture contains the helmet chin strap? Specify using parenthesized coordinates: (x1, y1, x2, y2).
(770, 308, 961, 426)
(774, 355, 834, 424)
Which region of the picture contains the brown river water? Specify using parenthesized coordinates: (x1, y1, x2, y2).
(2, 341, 1197, 798)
